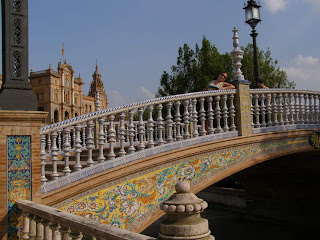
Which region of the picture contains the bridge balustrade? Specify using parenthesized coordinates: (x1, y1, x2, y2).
(16, 200, 154, 240)
(39, 89, 320, 185)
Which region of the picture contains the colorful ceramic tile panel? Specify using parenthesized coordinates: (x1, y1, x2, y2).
(58, 137, 308, 231)
(7, 136, 31, 240)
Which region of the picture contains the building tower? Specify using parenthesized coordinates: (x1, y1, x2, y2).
(88, 64, 108, 110)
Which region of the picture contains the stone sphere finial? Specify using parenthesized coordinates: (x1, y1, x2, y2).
(175, 180, 190, 193)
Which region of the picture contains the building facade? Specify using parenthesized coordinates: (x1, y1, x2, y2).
(29, 60, 108, 124)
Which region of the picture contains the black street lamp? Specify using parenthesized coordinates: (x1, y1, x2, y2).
(244, 0, 261, 84)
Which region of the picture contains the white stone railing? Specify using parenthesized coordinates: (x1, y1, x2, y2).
(249, 89, 320, 128)
(17, 200, 155, 240)
(40, 90, 237, 184)
(39, 89, 320, 185)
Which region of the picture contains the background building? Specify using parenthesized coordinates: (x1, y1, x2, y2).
(29, 60, 108, 124)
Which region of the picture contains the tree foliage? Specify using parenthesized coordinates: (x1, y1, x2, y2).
(157, 37, 295, 97)
(241, 44, 295, 89)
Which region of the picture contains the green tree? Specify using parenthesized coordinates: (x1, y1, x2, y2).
(241, 44, 295, 89)
(157, 36, 232, 97)
(157, 38, 295, 97)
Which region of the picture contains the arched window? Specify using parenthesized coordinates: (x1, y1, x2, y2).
(54, 110, 59, 123)
(89, 105, 92, 112)
(85, 104, 88, 113)
(64, 111, 69, 120)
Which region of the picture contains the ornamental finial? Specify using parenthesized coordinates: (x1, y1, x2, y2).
(230, 27, 245, 81)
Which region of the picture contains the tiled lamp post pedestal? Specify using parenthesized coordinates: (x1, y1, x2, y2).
(0, 111, 47, 239)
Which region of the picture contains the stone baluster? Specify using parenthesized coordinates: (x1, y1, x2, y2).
(315, 95, 320, 124)
(159, 181, 214, 240)
(42, 219, 52, 240)
(49, 223, 60, 240)
(191, 98, 199, 137)
(107, 115, 116, 159)
(62, 128, 71, 176)
(260, 93, 266, 127)
(127, 111, 136, 153)
(57, 130, 62, 153)
(82, 125, 86, 148)
(86, 120, 95, 167)
(47, 133, 51, 155)
(214, 95, 223, 133)
(174, 101, 182, 141)
(198, 97, 207, 136)
(157, 104, 165, 145)
(60, 225, 70, 240)
(283, 93, 290, 125)
(166, 102, 174, 143)
(118, 112, 126, 157)
(70, 230, 83, 240)
(295, 93, 300, 124)
(266, 93, 272, 127)
(278, 93, 284, 125)
(40, 134, 47, 184)
(147, 105, 155, 148)
(222, 94, 229, 132)
(229, 94, 236, 131)
(35, 216, 44, 240)
(250, 94, 254, 127)
(206, 97, 215, 134)
(309, 94, 314, 124)
(289, 93, 295, 125)
(50, 131, 59, 180)
(21, 211, 30, 240)
(82, 235, 96, 240)
(97, 117, 106, 163)
(74, 124, 83, 171)
(253, 94, 260, 128)
(183, 100, 191, 138)
(300, 93, 305, 124)
(304, 94, 309, 124)
(272, 93, 278, 126)
(28, 214, 36, 240)
(137, 108, 146, 150)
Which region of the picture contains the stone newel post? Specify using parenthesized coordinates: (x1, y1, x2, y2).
(230, 27, 252, 136)
(159, 181, 214, 240)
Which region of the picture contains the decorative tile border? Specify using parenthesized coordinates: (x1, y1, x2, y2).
(7, 136, 31, 239)
(54, 136, 309, 231)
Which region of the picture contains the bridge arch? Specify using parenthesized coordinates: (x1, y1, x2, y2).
(41, 129, 319, 232)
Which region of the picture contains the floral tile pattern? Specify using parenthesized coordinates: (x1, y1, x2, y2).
(7, 136, 31, 240)
(58, 137, 308, 231)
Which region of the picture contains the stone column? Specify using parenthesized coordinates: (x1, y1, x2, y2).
(159, 181, 214, 240)
(0, 111, 47, 239)
(230, 27, 252, 136)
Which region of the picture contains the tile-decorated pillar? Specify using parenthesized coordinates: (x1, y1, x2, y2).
(230, 27, 252, 136)
(0, 111, 47, 239)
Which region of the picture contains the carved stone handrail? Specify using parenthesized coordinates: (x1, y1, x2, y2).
(17, 200, 155, 240)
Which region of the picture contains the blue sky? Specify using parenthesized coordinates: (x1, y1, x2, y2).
(4, 0, 320, 108)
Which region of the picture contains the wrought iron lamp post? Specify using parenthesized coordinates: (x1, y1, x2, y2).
(244, 0, 262, 84)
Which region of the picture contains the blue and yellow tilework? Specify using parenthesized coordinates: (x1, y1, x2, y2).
(7, 136, 31, 240)
(58, 137, 308, 231)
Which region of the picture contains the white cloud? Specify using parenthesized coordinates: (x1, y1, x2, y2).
(294, 54, 319, 65)
(140, 86, 155, 100)
(283, 54, 320, 90)
(264, 0, 288, 13)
